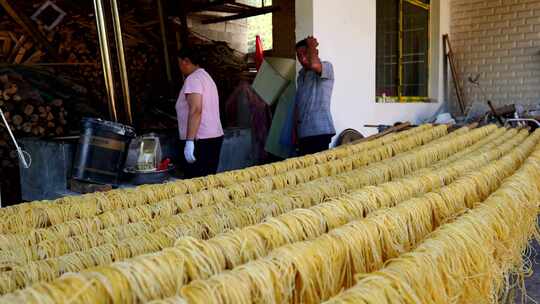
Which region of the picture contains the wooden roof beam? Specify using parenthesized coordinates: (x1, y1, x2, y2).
(0, 0, 60, 60)
(189, 0, 237, 13)
(201, 5, 279, 24)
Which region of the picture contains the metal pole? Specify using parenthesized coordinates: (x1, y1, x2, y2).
(0, 106, 30, 169)
(110, 0, 133, 125)
(157, 0, 173, 84)
(93, 0, 118, 122)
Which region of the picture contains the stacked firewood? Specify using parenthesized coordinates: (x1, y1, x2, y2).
(0, 1, 165, 204)
(0, 70, 72, 204)
(0, 72, 68, 183)
(0, 73, 68, 137)
(47, 13, 163, 112)
(0, 1, 163, 119)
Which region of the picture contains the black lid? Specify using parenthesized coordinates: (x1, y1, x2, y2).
(81, 117, 136, 137)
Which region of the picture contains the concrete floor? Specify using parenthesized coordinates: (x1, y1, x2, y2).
(516, 240, 540, 303)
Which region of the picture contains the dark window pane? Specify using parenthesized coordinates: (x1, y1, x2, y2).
(402, 2, 429, 97)
(376, 0, 399, 97)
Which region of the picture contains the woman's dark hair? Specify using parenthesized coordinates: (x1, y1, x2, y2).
(295, 39, 308, 49)
(177, 48, 202, 65)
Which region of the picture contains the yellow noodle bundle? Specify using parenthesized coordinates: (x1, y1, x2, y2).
(325, 151, 540, 304)
(0, 126, 498, 294)
(0, 125, 439, 234)
(162, 132, 538, 304)
(0, 125, 446, 239)
(0, 125, 528, 300)
(0, 126, 486, 256)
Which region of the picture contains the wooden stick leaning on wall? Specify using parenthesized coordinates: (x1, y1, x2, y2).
(443, 34, 466, 114)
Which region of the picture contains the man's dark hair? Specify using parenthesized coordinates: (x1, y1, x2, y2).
(295, 39, 308, 49)
(178, 48, 202, 65)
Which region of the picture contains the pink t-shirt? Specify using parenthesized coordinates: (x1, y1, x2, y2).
(176, 68, 224, 140)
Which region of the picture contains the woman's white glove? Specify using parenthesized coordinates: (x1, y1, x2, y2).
(184, 140, 196, 164)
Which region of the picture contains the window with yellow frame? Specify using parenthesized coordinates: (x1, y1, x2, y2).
(376, 0, 431, 103)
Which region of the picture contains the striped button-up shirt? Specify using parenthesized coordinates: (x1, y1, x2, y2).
(296, 61, 336, 139)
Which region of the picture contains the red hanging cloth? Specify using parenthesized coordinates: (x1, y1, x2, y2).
(255, 35, 264, 71)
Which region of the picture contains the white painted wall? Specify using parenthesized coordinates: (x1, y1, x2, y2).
(296, 0, 450, 137)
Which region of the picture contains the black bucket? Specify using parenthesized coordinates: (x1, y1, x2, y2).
(72, 118, 136, 185)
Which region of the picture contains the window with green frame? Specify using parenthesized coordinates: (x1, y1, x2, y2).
(376, 0, 431, 103)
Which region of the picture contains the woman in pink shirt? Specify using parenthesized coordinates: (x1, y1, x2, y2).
(176, 49, 224, 178)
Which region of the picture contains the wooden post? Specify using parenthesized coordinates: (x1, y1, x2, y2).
(179, 1, 189, 48)
(157, 0, 173, 85)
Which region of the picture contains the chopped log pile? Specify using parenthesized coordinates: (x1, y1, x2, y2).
(0, 1, 165, 123)
(0, 74, 68, 138)
(0, 1, 166, 203)
(0, 70, 73, 204)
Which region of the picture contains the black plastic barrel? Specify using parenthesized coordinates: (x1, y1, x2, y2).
(72, 118, 136, 185)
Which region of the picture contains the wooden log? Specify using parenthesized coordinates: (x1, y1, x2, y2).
(22, 122, 32, 133)
(349, 122, 413, 145)
(52, 99, 63, 107)
(12, 114, 22, 126)
(24, 50, 44, 64)
(4, 83, 17, 95)
(7, 35, 26, 63)
(23, 104, 34, 116)
(70, 179, 112, 194)
(13, 41, 32, 64)
(494, 104, 516, 117)
(448, 122, 479, 133)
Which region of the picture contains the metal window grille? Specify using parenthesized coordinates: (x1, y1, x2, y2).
(376, 0, 430, 103)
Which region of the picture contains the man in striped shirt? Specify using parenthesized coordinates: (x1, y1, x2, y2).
(295, 36, 336, 156)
